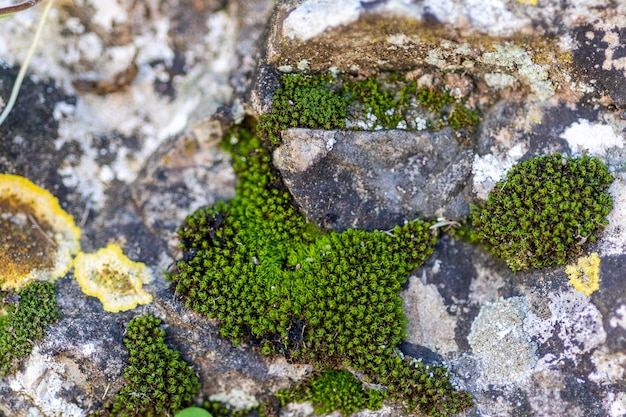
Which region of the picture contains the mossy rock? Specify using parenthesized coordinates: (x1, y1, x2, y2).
(168, 127, 472, 416)
(0, 280, 61, 376)
(470, 153, 614, 271)
(96, 315, 200, 417)
(257, 72, 479, 145)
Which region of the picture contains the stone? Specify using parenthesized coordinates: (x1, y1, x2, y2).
(274, 128, 473, 230)
(256, 0, 626, 112)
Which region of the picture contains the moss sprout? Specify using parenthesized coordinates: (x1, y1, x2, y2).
(97, 315, 200, 417)
(257, 73, 349, 145)
(470, 153, 614, 271)
(276, 369, 385, 416)
(0, 280, 61, 376)
(168, 127, 472, 416)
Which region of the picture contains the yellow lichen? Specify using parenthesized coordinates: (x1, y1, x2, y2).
(517, 0, 538, 5)
(0, 174, 81, 290)
(565, 253, 601, 296)
(74, 244, 153, 312)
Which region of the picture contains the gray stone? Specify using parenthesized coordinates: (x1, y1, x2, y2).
(274, 128, 473, 230)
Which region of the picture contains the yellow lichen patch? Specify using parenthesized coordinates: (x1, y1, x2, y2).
(565, 253, 601, 296)
(73, 244, 153, 312)
(0, 174, 81, 290)
(517, 0, 538, 5)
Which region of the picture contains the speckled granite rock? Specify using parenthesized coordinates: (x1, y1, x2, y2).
(2, 0, 626, 416)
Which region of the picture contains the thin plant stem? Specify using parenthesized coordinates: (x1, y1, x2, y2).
(0, 0, 43, 17)
(0, 0, 55, 127)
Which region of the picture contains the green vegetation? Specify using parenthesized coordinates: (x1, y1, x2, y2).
(97, 315, 200, 417)
(257, 73, 349, 145)
(202, 400, 261, 417)
(168, 127, 472, 416)
(343, 76, 415, 129)
(276, 369, 385, 416)
(175, 407, 213, 417)
(415, 86, 479, 130)
(470, 153, 614, 271)
(257, 72, 480, 145)
(0, 280, 61, 376)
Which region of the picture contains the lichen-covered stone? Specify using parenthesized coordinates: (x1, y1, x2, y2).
(3, 0, 626, 416)
(0, 174, 81, 290)
(74, 244, 153, 312)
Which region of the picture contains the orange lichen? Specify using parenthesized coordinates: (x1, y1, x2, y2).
(73, 244, 153, 312)
(0, 174, 81, 290)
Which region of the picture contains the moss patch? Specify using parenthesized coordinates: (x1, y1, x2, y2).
(96, 315, 200, 417)
(276, 369, 385, 416)
(470, 154, 614, 271)
(168, 127, 472, 416)
(0, 281, 61, 376)
(258, 73, 480, 145)
(257, 73, 349, 144)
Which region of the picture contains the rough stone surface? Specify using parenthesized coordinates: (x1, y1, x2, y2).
(2, 0, 626, 416)
(274, 128, 473, 230)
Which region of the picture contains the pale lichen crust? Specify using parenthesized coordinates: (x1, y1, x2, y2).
(73, 244, 152, 312)
(0, 174, 81, 290)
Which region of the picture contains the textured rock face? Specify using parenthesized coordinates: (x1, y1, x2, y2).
(257, 1, 626, 416)
(2, 1, 626, 417)
(257, 0, 626, 110)
(274, 128, 472, 230)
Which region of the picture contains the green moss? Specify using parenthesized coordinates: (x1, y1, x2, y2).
(97, 315, 200, 417)
(415, 86, 455, 112)
(202, 400, 261, 417)
(470, 153, 614, 271)
(416, 86, 480, 130)
(257, 73, 480, 145)
(448, 102, 480, 130)
(0, 280, 61, 376)
(168, 127, 472, 416)
(257, 73, 349, 145)
(343, 76, 415, 129)
(276, 369, 385, 416)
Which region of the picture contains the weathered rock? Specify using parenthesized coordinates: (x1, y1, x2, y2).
(0, 0, 289, 415)
(257, 1, 626, 413)
(274, 128, 473, 230)
(3, 0, 626, 416)
(408, 233, 626, 417)
(259, 0, 626, 108)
